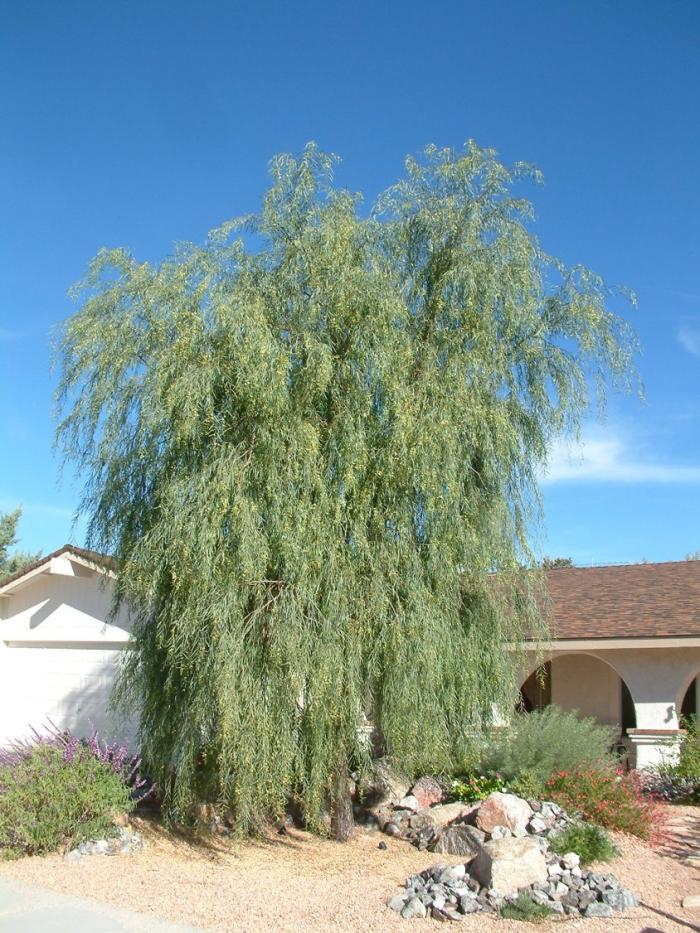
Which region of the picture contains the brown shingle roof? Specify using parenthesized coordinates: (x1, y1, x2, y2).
(545, 560, 700, 639)
(0, 544, 115, 590)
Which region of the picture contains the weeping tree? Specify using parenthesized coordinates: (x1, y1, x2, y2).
(55, 142, 635, 836)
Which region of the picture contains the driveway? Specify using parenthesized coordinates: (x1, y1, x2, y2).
(0, 877, 206, 932)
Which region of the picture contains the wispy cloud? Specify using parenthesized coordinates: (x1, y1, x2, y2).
(678, 326, 700, 359)
(542, 431, 700, 484)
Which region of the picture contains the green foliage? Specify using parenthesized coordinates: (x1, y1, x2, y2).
(677, 715, 700, 779)
(449, 772, 507, 801)
(646, 715, 700, 802)
(545, 767, 661, 840)
(0, 508, 40, 579)
(500, 894, 553, 922)
(549, 822, 618, 864)
(55, 142, 636, 835)
(0, 744, 134, 859)
(479, 706, 619, 797)
(540, 556, 573, 569)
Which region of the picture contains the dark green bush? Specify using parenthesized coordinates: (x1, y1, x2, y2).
(478, 706, 619, 797)
(500, 894, 553, 922)
(549, 822, 619, 864)
(0, 743, 134, 859)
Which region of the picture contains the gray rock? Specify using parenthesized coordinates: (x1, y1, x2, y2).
(459, 894, 479, 914)
(585, 902, 614, 918)
(388, 893, 409, 912)
(439, 864, 467, 884)
(561, 851, 580, 869)
(63, 849, 83, 862)
(489, 825, 511, 840)
(528, 815, 548, 834)
(604, 888, 639, 911)
(577, 889, 598, 909)
(401, 897, 428, 919)
(397, 795, 421, 812)
(384, 821, 401, 837)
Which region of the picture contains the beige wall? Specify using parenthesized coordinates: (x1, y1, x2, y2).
(550, 654, 621, 727)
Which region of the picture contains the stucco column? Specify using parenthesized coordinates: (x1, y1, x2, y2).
(606, 647, 700, 769)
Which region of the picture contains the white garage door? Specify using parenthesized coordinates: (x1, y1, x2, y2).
(0, 645, 128, 746)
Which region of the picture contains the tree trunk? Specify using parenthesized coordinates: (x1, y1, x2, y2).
(331, 760, 355, 842)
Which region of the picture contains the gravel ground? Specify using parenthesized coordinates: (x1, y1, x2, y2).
(1, 807, 699, 932)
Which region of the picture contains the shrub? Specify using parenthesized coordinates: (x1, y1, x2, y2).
(642, 716, 700, 803)
(478, 706, 619, 797)
(0, 741, 135, 859)
(450, 773, 507, 802)
(545, 767, 664, 841)
(500, 894, 553, 922)
(0, 723, 149, 799)
(549, 822, 619, 864)
(640, 769, 699, 803)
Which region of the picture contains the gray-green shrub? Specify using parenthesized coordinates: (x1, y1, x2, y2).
(0, 743, 134, 859)
(479, 706, 618, 797)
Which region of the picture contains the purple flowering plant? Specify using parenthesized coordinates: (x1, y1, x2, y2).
(0, 721, 151, 798)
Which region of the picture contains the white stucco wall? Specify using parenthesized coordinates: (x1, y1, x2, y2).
(0, 556, 134, 746)
(550, 654, 621, 726)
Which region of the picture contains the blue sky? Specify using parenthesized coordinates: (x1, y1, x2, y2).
(1, 0, 699, 564)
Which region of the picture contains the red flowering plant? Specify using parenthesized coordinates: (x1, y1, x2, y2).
(545, 767, 666, 843)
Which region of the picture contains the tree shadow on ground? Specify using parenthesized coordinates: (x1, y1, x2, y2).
(657, 807, 700, 862)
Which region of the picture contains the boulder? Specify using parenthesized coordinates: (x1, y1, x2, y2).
(425, 801, 477, 828)
(682, 894, 700, 909)
(431, 825, 486, 859)
(476, 792, 532, 836)
(360, 757, 410, 808)
(471, 837, 547, 894)
(410, 776, 444, 808)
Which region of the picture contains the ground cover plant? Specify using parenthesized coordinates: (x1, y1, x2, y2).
(500, 894, 553, 923)
(56, 140, 636, 837)
(549, 822, 619, 864)
(0, 742, 134, 859)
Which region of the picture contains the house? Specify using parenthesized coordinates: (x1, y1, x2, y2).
(0, 545, 133, 746)
(1, 547, 699, 769)
(520, 560, 700, 768)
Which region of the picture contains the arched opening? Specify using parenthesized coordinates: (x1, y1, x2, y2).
(519, 662, 551, 712)
(681, 677, 698, 721)
(518, 653, 637, 734)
